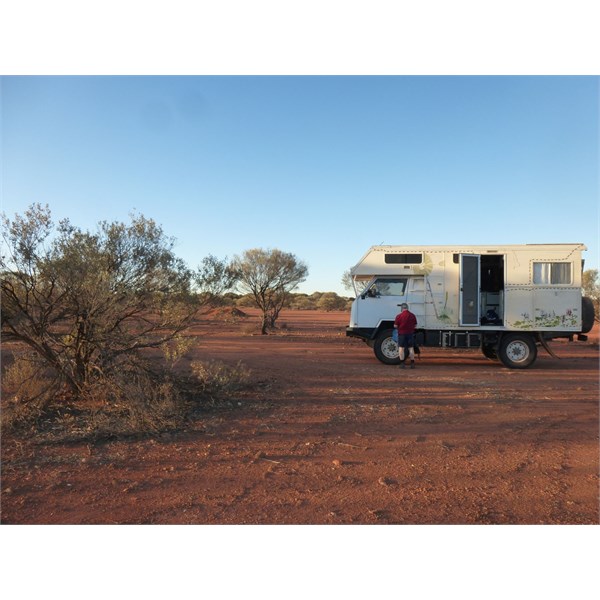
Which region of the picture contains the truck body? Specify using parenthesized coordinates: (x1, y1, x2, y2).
(346, 243, 595, 368)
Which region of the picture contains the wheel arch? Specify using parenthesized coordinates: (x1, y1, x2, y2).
(373, 327, 401, 365)
(498, 331, 538, 369)
(374, 320, 395, 336)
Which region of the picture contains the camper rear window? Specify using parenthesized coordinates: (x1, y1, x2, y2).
(384, 253, 422, 264)
(533, 262, 572, 285)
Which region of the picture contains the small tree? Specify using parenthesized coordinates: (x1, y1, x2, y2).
(231, 248, 308, 334)
(1, 204, 199, 415)
(341, 268, 367, 295)
(195, 254, 237, 305)
(583, 269, 600, 323)
(341, 269, 354, 292)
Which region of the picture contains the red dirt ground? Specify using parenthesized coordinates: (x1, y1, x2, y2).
(1, 310, 598, 524)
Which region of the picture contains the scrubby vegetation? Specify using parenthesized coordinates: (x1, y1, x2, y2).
(1, 205, 351, 440)
(1, 353, 258, 441)
(0, 206, 258, 439)
(225, 291, 353, 312)
(190, 359, 254, 404)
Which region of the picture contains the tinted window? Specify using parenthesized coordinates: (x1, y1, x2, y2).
(384, 254, 422, 264)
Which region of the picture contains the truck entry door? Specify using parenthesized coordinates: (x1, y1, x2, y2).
(460, 254, 481, 326)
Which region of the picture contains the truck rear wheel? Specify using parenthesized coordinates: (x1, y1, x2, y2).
(373, 330, 400, 365)
(498, 333, 537, 369)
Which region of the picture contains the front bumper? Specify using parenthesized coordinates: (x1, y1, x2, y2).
(346, 327, 376, 341)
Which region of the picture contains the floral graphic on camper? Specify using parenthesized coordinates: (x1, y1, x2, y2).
(511, 314, 533, 329)
(533, 308, 578, 328)
(512, 309, 578, 329)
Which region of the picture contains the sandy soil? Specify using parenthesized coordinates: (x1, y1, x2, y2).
(1, 309, 598, 524)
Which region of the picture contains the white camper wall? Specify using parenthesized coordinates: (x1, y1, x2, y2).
(350, 244, 586, 332)
(504, 246, 583, 331)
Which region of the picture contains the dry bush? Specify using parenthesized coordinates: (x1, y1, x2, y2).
(79, 370, 185, 438)
(2, 353, 256, 441)
(190, 359, 253, 403)
(1, 352, 186, 440)
(241, 323, 259, 336)
(1, 353, 60, 432)
(240, 321, 289, 336)
(213, 307, 248, 324)
(2, 205, 200, 417)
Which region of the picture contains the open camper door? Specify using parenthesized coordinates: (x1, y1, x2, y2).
(460, 254, 480, 326)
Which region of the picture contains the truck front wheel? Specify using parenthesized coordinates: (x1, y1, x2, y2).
(498, 333, 537, 369)
(373, 330, 400, 365)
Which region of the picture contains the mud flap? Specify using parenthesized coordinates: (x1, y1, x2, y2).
(537, 333, 560, 359)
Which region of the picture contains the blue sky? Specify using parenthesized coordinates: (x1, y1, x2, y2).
(2, 75, 598, 295)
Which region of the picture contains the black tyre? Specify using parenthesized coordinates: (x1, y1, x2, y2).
(498, 333, 537, 369)
(481, 345, 498, 360)
(373, 329, 400, 365)
(581, 296, 595, 334)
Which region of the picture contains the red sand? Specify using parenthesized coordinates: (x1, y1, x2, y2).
(2, 310, 598, 524)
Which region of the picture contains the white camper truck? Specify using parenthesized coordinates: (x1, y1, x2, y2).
(346, 244, 595, 368)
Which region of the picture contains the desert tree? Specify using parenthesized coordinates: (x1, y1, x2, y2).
(1, 204, 199, 416)
(341, 269, 353, 292)
(583, 269, 599, 323)
(195, 254, 237, 306)
(231, 248, 308, 334)
(342, 268, 368, 295)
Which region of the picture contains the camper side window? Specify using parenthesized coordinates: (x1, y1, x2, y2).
(533, 262, 572, 285)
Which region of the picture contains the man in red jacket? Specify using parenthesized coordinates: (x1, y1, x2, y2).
(394, 302, 417, 368)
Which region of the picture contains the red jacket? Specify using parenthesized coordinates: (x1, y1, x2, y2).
(394, 310, 417, 334)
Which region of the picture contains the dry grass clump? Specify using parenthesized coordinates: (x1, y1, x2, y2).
(240, 322, 291, 336)
(213, 307, 248, 323)
(190, 359, 253, 404)
(240, 323, 259, 335)
(2, 353, 257, 441)
(80, 369, 185, 438)
(1, 359, 185, 440)
(1, 353, 60, 433)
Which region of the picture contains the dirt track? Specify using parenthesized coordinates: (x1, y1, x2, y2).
(1, 310, 598, 524)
